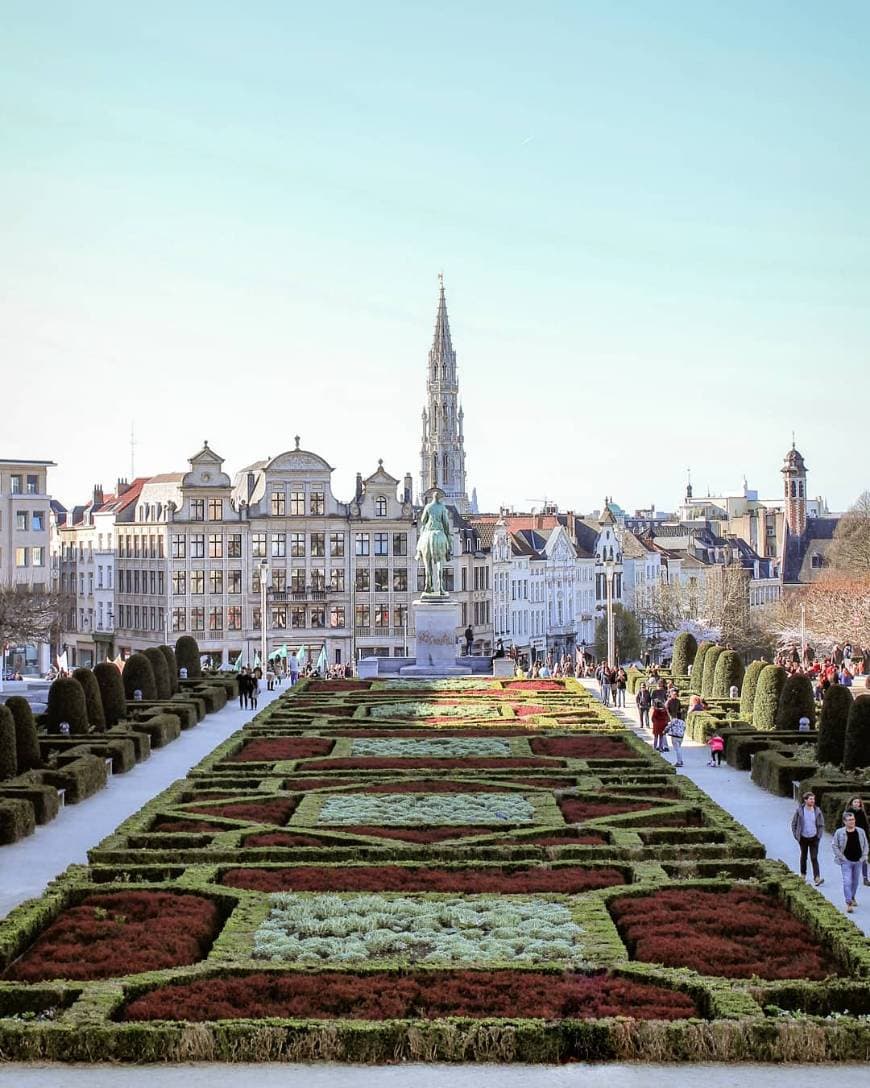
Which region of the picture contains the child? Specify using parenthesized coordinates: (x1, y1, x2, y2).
(708, 732, 725, 767)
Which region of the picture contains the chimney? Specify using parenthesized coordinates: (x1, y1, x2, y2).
(93, 484, 104, 507)
(535, 514, 544, 530)
(116, 477, 129, 495)
(403, 473, 413, 504)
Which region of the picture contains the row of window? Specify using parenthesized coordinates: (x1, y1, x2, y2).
(269, 491, 326, 516)
(118, 605, 166, 633)
(13, 510, 46, 532)
(119, 535, 167, 559)
(6, 474, 40, 495)
(170, 534, 242, 559)
(165, 603, 412, 635)
(14, 546, 45, 567)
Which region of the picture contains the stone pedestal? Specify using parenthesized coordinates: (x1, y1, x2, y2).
(399, 596, 471, 678)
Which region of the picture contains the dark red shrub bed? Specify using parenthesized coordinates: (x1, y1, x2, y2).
(225, 738, 334, 762)
(530, 737, 640, 760)
(510, 777, 578, 788)
(284, 704, 357, 717)
(187, 798, 299, 825)
(493, 831, 607, 846)
(559, 798, 652, 822)
(329, 728, 532, 737)
(610, 886, 842, 980)
(332, 825, 511, 843)
(220, 865, 626, 894)
(244, 831, 349, 848)
(152, 819, 230, 834)
(5, 892, 222, 982)
(304, 757, 563, 771)
(513, 705, 548, 718)
(307, 680, 371, 692)
(504, 680, 565, 691)
(282, 777, 357, 792)
(123, 968, 698, 1022)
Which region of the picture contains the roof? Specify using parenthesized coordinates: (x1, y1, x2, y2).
(148, 473, 184, 484)
(782, 517, 840, 584)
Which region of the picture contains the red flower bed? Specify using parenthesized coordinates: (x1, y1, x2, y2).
(244, 831, 350, 848)
(559, 798, 653, 822)
(530, 737, 640, 760)
(610, 886, 842, 980)
(329, 728, 532, 737)
(504, 680, 565, 691)
(282, 778, 357, 792)
(492, 831, 607, 846)
(513, 705, 548, 718)
(123, 969, 697, 1022)
(152, 819, 230, 834)
(220, 865, 626, 894)
(304, 757, 563, 771)
(4, 892, 222, 983)
(186, 798, 299, 825)
(225, 738, 334, 762)
(328, 825, 510, 843)
(306, 680, 371, 692)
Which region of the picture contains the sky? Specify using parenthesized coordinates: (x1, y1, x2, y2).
(2, 1, 868, 515)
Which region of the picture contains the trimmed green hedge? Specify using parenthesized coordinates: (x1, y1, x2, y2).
(712, 650, 744, 699)
(752, 665, 787, 731)
(129, 713, 181, 749)
(672, 633, 697, 678)
(0, 706, 17, 781)
(750, 748, 819, 797)
(0, 797, 36, 844)
(4, 697, 41, 774)
(775, 674, 815, 732)
(40, 753, 108, 804)
(123, 653, 157, 702)
(94, 662, 127, 727)
(72, 667, 106, 731)
(739, 660, 767, 721)
(175, 635, 202, 679)
(45, 678, 90, 735)
(700, 646, 724, 699)
(690, 641, 713, 693)
(816, 685, 854, 766)
(144, 648, 172, 701)
(844, 696, 870, 771)
(0, 784, 60, 824)
(160, 644, 180, 695)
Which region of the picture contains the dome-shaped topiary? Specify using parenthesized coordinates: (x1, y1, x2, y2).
(144, 648, 171, 700)
(775, 674, 816, 731)
(672, 632, 697, 678)
(0, 705, 17, 781)
(93, 662, 127, 726)
(4, 696, 41, 773)
(45, 678, 89, 735)
(690, 641, 714, 693)
(739, 660, 767, 721)
(713, 650, 745, 699)
(175, 635, 202, 679)
(752, 665, 788, 731)
(72, 667, 106, 731)
(700, 646, 724, 699)
(159, 644, 179, 695)
(122, 653, 157, 702)
(816, 685, 853, 766)
(843, 696, 870, 771)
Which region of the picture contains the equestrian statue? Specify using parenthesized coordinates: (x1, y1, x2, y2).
(415, 490, 453, 597)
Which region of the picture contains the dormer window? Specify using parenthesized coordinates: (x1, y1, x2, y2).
(811, 553, 824, 569)
(375, 496, 387, 517)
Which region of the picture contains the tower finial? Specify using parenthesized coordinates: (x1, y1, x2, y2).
(792, 430, 796, 449)
(294, 435, 301, 450)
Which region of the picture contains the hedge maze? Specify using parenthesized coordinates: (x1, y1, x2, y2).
(1, 677, 869, 1063)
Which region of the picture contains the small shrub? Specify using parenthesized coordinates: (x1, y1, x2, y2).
(144, 648, 172, 701)
(159, 644, 180, 695)
(843, 697, 870, 771)
(752, 665, 788, 731)
(122, 653, 157, 702)
(671, 632, 697, 677)
(816, 685, 853, 766)
(93, 663, 126, 726)
(175, 635, 202, 679)
(0, 797, 36, 844)
(700, 646, 724, 698)
(72, 668, 106, 731)
(0, 706, 17, 781)
(775, 674, 816, 731)
(45, 678, 89, 735)
(4, 696, 41, 773)
(739, 660, 767, 720)
(712, 650, 744, 699)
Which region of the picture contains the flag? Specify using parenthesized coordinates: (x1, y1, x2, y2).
(316, 645, 328, 674)
(253, 652, 261, 669)
(279, 643, 288, 659)
(232, 652, 244, 671)
(56, 650, 69, 673)
(297, 645, 307, 668)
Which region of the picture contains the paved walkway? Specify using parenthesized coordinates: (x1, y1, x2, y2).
(0, 683, 283, 920)
(578, 679, 870, 936)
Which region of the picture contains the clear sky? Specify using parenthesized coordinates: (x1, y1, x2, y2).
(2, 1, 868, 514)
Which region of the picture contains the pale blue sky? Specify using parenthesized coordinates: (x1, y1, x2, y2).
(2, 2, 867, 513)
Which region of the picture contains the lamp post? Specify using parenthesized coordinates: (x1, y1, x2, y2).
(604, 560, 616, 667)
(259, 558, 269, 674)
(800, 603, 806, 664)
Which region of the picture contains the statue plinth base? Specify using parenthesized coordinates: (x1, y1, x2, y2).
(399, 597, 471, 678)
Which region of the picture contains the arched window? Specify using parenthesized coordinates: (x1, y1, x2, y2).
(791, 481, 797, 497)
(375, 496, 387, 517)
(442, 450, 448, 483)
(798, 481, 804, 497)
(432, 453, 438, 485)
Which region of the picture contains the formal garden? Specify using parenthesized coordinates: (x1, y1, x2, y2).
(0, 675, 869, 1063)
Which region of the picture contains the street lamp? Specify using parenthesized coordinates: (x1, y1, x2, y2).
(604, 559, 616, 667)
(800, 603, 806, 664)
(259, 558, 270, 674)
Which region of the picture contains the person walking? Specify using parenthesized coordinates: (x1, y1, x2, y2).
(845, 797, 870, 887)
(707, 731, 725, 766)
(464, 626, 474, 655)
(651, 699, 669, 752)
(600, 666, 612, 706)
(665, 713, 686, 767)
(636, 683, 651, 730)
(615, 667, 627, 708)
(832, 810, 869, 912)
(288, 651, 299, 686)
(790, 791, 825, 887)
(238, 668, 250, 709)
(665, 686, 682, 721)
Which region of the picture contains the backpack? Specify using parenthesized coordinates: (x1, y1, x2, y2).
(666, 718, 686, 739)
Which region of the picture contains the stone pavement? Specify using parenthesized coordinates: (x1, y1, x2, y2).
(0, 682, 284, 920)
(578, 679, 870, 936)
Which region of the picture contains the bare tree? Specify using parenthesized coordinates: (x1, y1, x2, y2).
(0, 585, 72, 661)
(761, 573, 870, 650)
(830, 491, 870, 574)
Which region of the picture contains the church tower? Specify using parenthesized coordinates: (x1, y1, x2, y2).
(419, 275, 469, 513)
(781, 441, 807, 537)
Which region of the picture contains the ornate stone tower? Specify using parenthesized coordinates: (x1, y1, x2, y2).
(419, 275, 469, 513)
(781, 441, 807, 537)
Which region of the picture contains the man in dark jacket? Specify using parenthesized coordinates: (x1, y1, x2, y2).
(791, 791, 825, 886)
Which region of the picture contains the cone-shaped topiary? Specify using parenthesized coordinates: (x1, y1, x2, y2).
(175, 635, 202, 679)
(4, 696, 41, 773)
(159, 644, 179, 695)
(843, 696, 870, 771)
(0, 706, 17, 781)
(45, 677, 89, 735)
(775, 674, 816, 731)
(691, 641, 713, 693)
(72, 667, 106, 731)
(817, 685, 854, 766)
(713, 650, 745, 699)
(752, 665, 788, 731)
(144, 648, 171, 700)
(700, 646, 724, 698)
(123, 653, 157, 702)
(739, 660, 767, 721)
(671, 632, 697, 678)
(94, 662, 127, 727)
